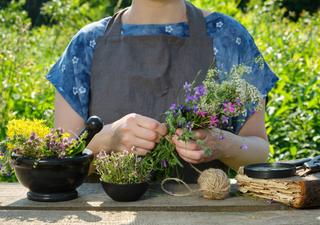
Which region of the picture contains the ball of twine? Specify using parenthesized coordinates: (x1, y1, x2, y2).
(197, 168, 230, 200)
(161, 164, 231, 200)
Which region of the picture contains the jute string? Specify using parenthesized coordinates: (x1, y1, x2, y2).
(161, 163, 230, 200)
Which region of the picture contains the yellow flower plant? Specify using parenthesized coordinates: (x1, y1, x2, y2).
(0, 118, 86, 175)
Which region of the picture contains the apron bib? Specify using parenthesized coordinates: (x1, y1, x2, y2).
(89, 1, 228, 183)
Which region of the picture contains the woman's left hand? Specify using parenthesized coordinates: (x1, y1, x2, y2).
(172, 128, 223, 164)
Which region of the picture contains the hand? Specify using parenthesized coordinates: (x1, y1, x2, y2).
(110, 113, 167, 156)
(172, 128, 221, 164)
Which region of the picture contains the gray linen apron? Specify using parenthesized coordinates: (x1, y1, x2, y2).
(88, 1, 229, 183)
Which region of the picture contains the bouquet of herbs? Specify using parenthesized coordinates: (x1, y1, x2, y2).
(94, 147, 153, 184)
(147, 56, 264, 180)
(0, 118, 87, 175)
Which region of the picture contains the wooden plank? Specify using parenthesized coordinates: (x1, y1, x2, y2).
(0, 209, 320, 225)
(0, 181, 293, 212)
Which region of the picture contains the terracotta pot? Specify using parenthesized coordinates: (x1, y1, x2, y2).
(11, 149, 93, 202)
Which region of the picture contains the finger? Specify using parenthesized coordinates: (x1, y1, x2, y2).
(172, 134, 202, 150)
(129, 147, 150, 156)
(176, 146, 204, 164)
(192, 129, 207, 140)
(136, 114, 168, 136)
(133, 125, 163, 143)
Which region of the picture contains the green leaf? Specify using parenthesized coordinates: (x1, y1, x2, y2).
(70, 141, 86, 157)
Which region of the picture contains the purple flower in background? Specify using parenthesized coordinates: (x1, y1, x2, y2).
(268, 199, 275, 204)
(183, 82, 191, 92)
(250, 109, 256, 115)
(163, 159, 167, 168)
(178, 123, 182, 128)
(235, 98, 241, 106)
(173, 112, 178, 117)
(179, 104, 184, 110)
(170, 104, 177, 110)
(185, 93, 193, 102)
(186, 107, 191, 112)
(219, 134, 227, 140)
(222, 116, 229, 124)
(240, 141, 248, 150)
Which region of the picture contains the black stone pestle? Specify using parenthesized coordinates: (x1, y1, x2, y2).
(76, 116, 103, 147)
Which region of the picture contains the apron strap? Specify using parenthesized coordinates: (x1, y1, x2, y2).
(103, 1, 207, 38)
(185, 0, 207, 38)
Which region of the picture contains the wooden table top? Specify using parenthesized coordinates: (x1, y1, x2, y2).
(0, 180, 319, 224)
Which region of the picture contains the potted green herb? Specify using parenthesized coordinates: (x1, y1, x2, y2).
(0, 118, 99, 202)
(94, 147, 153, 202)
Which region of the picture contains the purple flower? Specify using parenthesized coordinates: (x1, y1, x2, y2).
(210, 115, 219, 127)
(199, 110, 206, 117)
(240, 141, 248, 150)
(173, 112, 178, 117)
(193, 95, 200, 102)
(192, 105, 198, 112)
(183, 82, 191, 92)
(178, 123, 182, 128)
(195, 85, 206, 97)
(235, 98, 241, 106)
(268, 199, 275, 204)
(219, 134, 227, 140)
(163, 159, 167, 168)
(2, 149, 6, 154)
(185, 93, 193, 102)
(179, 104, 185, 110)
(224, 102, 235, 113)
(222, 116, 229, 124)
(185, 121, 194, 131)
(186, 107, 191, 112)
(170, 104, 177, 110)
(166, 190, 174, 195)
(249, 109, 255, 115)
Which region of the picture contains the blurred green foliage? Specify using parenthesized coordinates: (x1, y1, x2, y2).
(0, 0, 319, 182)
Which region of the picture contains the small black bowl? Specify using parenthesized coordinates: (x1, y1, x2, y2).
(100, 181, 149, 202)
(11, 149, 93, 202)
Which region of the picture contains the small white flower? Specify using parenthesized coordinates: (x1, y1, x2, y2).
(61, 65, 66, 72)
(73, 87, 78, 95)
(216, 21, 223, 27)
(72, 56, 79, 64)
(165, 26, 173, 33)
(214, 47, 218, 55)
(246, 66, 252, 74)
(89, 40, 96, 48)
(79, 86, 86, 94)
(236, 37, 241, 45)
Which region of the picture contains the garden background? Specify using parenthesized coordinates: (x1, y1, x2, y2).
(0, 0, 319, 182)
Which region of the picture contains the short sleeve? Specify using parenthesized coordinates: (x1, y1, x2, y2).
(46, 18, 110, 120)
(232, 21, 279, 134)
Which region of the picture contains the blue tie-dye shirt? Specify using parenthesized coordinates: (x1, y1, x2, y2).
(46, 12, 278, 134)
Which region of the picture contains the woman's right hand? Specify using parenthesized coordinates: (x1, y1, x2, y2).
(93, 113, 167, 156)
